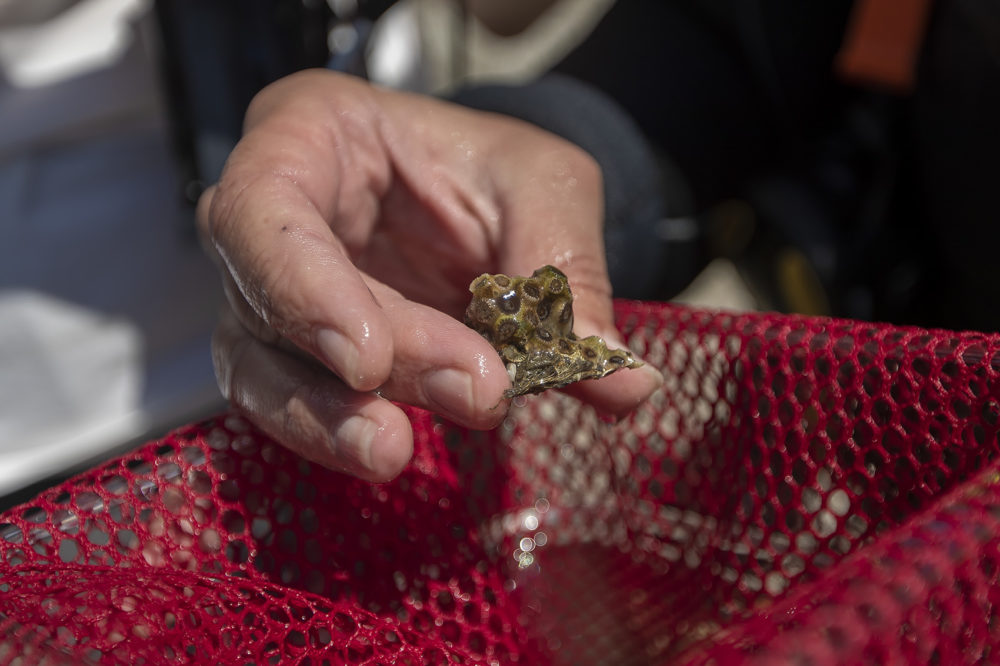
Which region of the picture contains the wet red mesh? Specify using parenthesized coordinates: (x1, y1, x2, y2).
(3, 300, 1000, 664)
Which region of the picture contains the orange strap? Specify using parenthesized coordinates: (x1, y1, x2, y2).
(835, 0, 934, 93)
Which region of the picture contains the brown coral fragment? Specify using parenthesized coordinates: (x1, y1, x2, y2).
(463, 265, 643, 398)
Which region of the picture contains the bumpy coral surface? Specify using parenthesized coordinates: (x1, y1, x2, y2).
(464, 265, 642, 397)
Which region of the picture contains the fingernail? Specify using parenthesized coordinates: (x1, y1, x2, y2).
(317, 328, 360, 384)
(638, 362, 664, 388)
(423, 368, 474, 420)
(331, 415, 378, 474)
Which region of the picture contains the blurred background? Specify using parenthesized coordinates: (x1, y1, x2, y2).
(1, 0, 997, 506)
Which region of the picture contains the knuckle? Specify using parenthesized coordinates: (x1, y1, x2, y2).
(557, 143, 603, 190)
(529, 138, 604, 201)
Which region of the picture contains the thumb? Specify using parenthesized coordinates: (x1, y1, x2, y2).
(565, 275, 664, 419)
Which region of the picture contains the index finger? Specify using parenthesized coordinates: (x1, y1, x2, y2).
(197, 73, 395, 391)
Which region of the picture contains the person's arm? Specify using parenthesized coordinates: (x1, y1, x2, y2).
(198, 69, 661, 482)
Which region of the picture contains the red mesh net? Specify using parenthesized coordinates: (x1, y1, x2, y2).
(3, 300, 1000, 664)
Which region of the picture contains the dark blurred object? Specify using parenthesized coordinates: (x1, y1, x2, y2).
(739, 0, 1000, 332)
(153, 0, 396, 205)
(552, 0, 1000, 332)
(904, 0, 1000, 332)
(554, 1, 857, 209)
(741, 0, 1000, 332)
(835, 0, 934, 94)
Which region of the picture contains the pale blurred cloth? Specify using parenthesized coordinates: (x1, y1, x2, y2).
(0, 0, 224, 495)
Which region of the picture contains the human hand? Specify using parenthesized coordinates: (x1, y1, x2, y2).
(197, 70, 662, 482)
